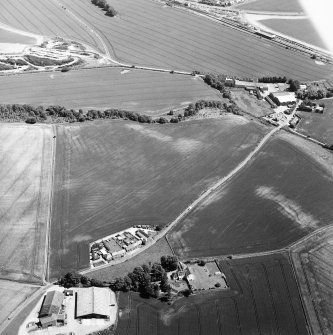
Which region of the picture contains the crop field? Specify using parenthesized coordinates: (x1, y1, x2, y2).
(115, 253, 308, 335)
(236, 0, 303, 13)
(260, 18, 326, 49)
(291, 228, 333, 335)
(0, 28, 35, 44)
(56, 0, 333, 81)
(0, 124, 54, 283)
(169, 133, 333, 258)
(0, 0, 103, 51)
(0, 280, 38, 329)
(297, 99, 333, 145)
(0, 68, 221, 114)
(49, 117, 267, 279)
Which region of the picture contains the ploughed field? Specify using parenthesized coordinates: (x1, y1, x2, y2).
(235, 0, 303, 13)
(0, 124, 54, 283)
(60, 0, 332, 80)
(115, 254, 308, 335)
(0, 280, 38, 329)
(260, 18, 326, 50)
(169, 133, 333, 258)
(0, 68, 220, 114)
(297, 99, 333, 145)
(291, 229, 333, 335)
(50, 117, 267, 279)
(0, 28, 35, 44)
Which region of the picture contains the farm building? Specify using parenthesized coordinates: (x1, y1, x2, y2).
(76, 287, 115, 319)
(136, 229, 150, 241)
(103, 239, 125, 258)
(234, 80, 268, 91)
(39, 290, 64, 328)
(124, 239, 142, 251)
(269, 92, 297, 106)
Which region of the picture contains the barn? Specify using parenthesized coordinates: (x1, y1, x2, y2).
(76, 287, 115, 319)
(39, 290, 64, 328)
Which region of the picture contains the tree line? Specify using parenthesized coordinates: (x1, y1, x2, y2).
(91, 0, 117, 17)
(58, 255, 181, 301)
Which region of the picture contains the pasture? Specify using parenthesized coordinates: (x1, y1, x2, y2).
(169, 133, 333, 258)
(115, 254, 308, 335)
(260, 18, 326, 49)
(297, 98, 333, 145)
(291, 228, 333, 335)
(57, 0, 333, 80)
(0, 124, 54, 283)
(0, 68, 220, 114)
(0, 280, 38, 329)
(49, 117, 267, 279)
(235, 0, 303, 13)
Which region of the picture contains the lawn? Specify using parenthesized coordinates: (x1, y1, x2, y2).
(0, 68, 221, 114)
(49, 117, 267, 279)
(0, 124, 54, 283)
(297, 98, 333, 145)
(0, 280, 38, 329)
(168, 132, 333, 258)
(260, 18, 326, 49)
(115, 253, 308, 335)
(58, 0, 332, 80)
(235, 0, 304, 13)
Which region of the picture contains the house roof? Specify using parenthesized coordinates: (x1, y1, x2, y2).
(76, 287, 111, 318)
(39, 291, 63, 318)
(271, 92, 296, 103)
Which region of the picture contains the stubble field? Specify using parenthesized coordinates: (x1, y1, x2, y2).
(0, 124, 54, 283)
(260, 18, 326, 49)
(49, 117, 267, 279)
(297, 99, 333, 145)
(0, 280, 38, 329)
(0, 68, 221, 113)
(115, 253, 308, 335)
(58, 0, 333, 80)
(169, 133, 333, 258)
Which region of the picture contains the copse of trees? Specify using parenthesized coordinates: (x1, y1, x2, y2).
(58, 271, 105, 288)
(91, 0, 117, 17)
(109, 255, 178, 299)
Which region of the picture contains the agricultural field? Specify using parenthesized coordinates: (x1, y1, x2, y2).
(0, 28, 35, 44)
(115, 253, 309, 335)
(235, 0, 304, 13)
(56, 0, 333, 80)
(297, 98, 333, 145)
(260, 18, 326, 49)
(169, 132, 333, 258)
(291, 228, 333, 335)
(0, 124, 54, 283)
(0, 0, 103, 52)
(0, 280, 39, 330)
(0, 68, 221, 114)
(49, 117, 268, 279)
(88, 237, 173, 282)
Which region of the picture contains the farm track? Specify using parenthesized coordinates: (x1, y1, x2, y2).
(81, 125, 279, 275)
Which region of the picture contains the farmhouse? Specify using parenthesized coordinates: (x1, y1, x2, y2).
(39, 290, 65, 328)
(76, 287, 115, 319)
(269, 92, 296, 106)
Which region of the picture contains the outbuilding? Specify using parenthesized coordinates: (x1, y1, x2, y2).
(269, 92, 296, 106)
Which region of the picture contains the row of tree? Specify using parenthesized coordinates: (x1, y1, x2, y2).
(297, 88, 333, 100)
(258, 76, 287, 83)
(91, 0, 117, 17)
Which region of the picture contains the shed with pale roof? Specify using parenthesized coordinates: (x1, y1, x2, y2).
(76, 287, 112, 319)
